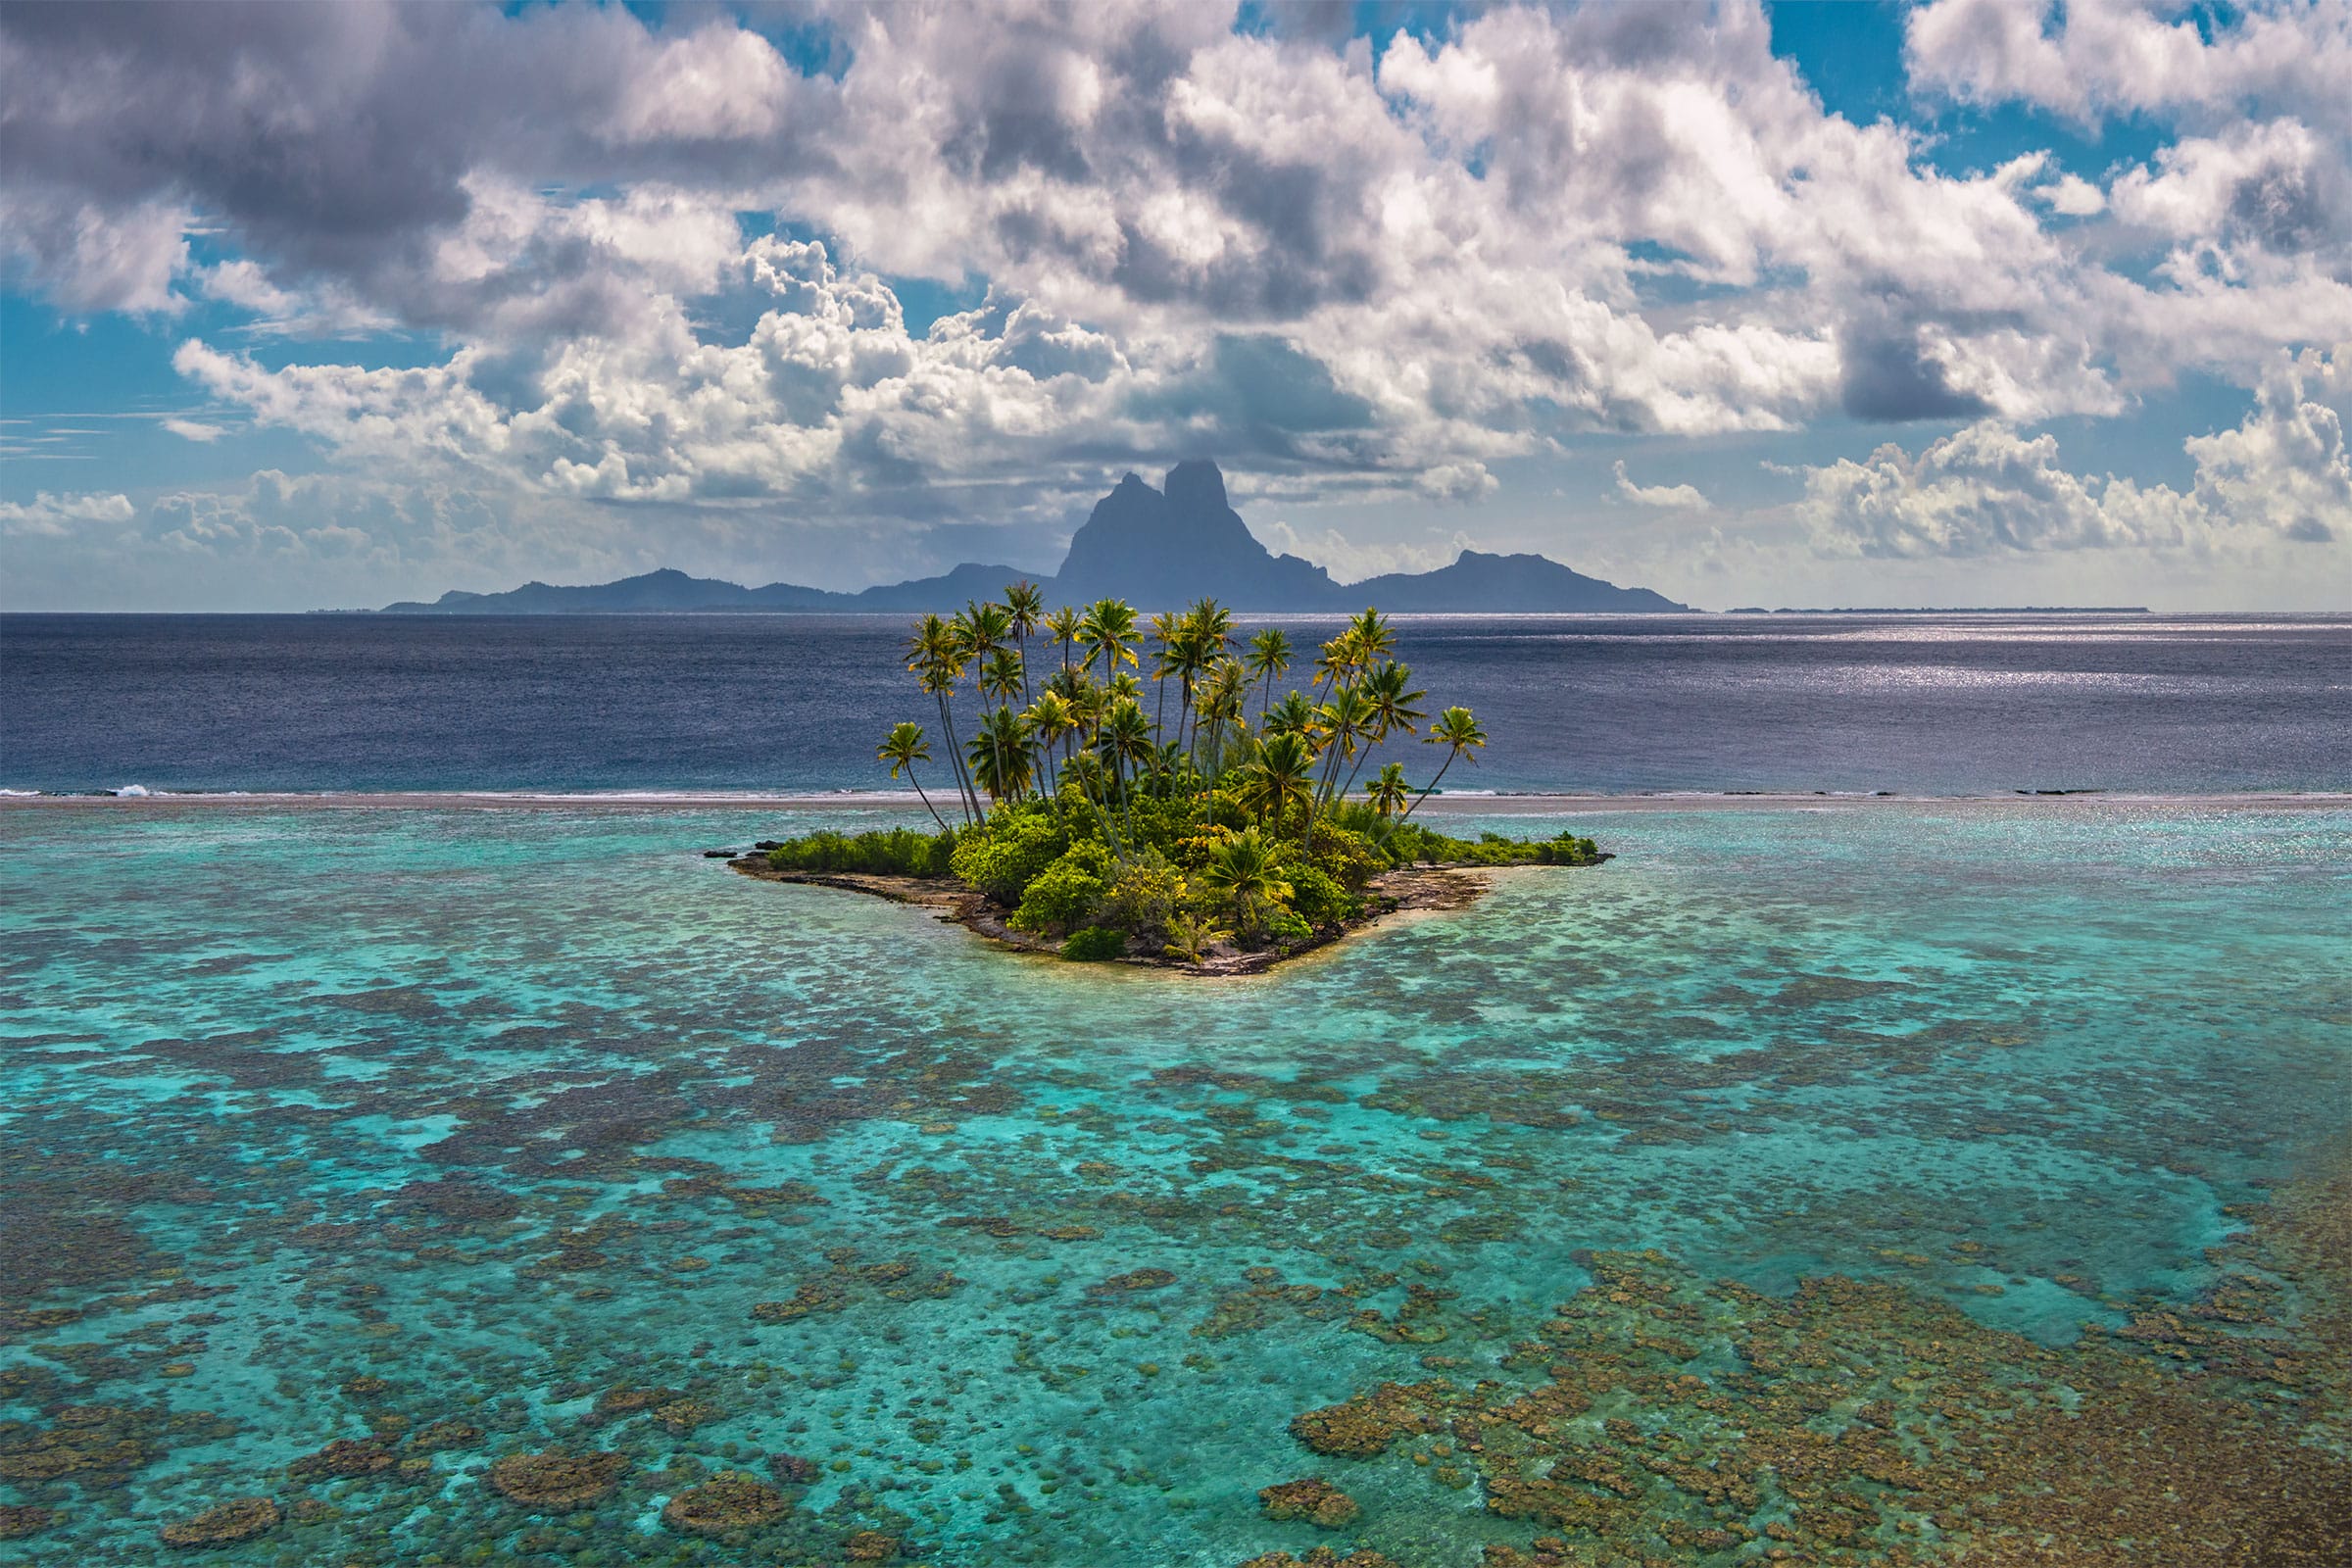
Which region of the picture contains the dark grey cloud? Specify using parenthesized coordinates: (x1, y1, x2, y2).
(1838, 319, 1993, 423)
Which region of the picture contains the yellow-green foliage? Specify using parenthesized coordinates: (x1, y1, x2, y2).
(1096, 849, 1183, 942)
(949, 811, 1068, 904)
(1009, 840, 1113, 934)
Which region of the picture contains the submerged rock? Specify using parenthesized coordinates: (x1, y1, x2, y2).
(661, 1473, 790, 1536)
(487, 1448, 629, 1509)
(587, 1385, 677, 1424)
(1257, 1477, 1360, 1528)
(768, 1451, 819, 1486)
(0, 1504, 61, 1541)
(289, 1438, 396, 1480)
(158, 1496, 280, 1548)
(1087, 1266, 1177, 1298)
(405, 1418, 482, 1452)
(1288, 1383, 1448, 1457)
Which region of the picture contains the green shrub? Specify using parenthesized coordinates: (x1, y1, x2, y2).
(1059, 925, 1129, 961)
(766, 827, 957, 877)
(1252, 905, 1314, 947)
(1276, 860, 1358, 927)
(949, 808, 1068, 904)
(1097, 849, 1183, 941)
(1302, 817, 1385, 889)
(1532, 832, 1601, 864)
(1010, 845, 1112, 934)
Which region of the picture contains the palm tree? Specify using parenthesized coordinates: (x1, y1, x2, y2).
(1195, 656, 1249, 775)
(1241, 731, 1315, 832)
(1004, 582, 1044, 704)
(1078, 598, 1139, 683)
(878, 721, 951, 831)
(1190, 599, 1234, 662)
(1346, 607, 1396, 667)
(1044, 606, 1083, 672)
(966, 705, 1035, 806)
(907, 612, 979, 821)
(1148, 610, 1184, 736)
(981, 647, 1026, 707)
(1339, 660, 1425, 800)
(1064, 675, 1104, 750)
(962, 601, 1013, 697)
(1395, 706, 1488, 827)
(1163, 911, 1232, 966)
(1311, 627, 1360, 696)
(1179, 601, 1230, 754)
(1022, 690, 1076, 801)
(1364, 760, 1410, 820)
(1198, 828, 1291, 927)
(1245, 627, 1292, 719)
(1313, 684, 1377, 808)
(1099, 696, 1155, 797)
(1261, 690, 1317, 741)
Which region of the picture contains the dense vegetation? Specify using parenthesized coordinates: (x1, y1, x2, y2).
(766, 589, 1600, 963)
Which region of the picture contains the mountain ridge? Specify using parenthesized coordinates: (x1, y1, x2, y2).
(380, 463, 1689, 613)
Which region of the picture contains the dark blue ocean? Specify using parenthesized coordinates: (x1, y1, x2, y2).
(4, 611, 2346, 795)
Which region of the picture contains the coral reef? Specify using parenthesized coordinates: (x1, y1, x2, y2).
(1268, 1246, 2352, 1565)
(486, 1449, 629, 1510)
(661, 1473, 790, 1536)
(1257, 1477, 1360, 1528)
(288, 1438, 396, 1480)
(157, 1496, 279, 1548)
(0, 1504, 62, 1541)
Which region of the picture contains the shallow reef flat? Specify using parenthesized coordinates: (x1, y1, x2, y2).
(0, 804, 2346, 1565)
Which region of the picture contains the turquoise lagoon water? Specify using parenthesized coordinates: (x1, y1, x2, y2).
(2, 803, 2347, 1564)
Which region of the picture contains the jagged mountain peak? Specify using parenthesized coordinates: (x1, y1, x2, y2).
(381, 462, 1690, 613)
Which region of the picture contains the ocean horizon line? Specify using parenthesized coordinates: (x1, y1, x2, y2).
(8, 787, 2347, 813)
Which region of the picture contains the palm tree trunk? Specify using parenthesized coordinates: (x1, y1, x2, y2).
(909, 766, 950, 832)
(1338, 733, 1382, 806)
(936, 694, 979, 822)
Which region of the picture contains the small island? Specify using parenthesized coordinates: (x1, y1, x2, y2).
(733, 589, 1606, 971)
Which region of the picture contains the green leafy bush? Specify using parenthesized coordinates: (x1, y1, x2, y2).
(1275, 859, 1357, 927)
(1059, 925, 1129, 961)
(1010, 843, 1112, 934)
(949, 808, 1068, 904)
(1251, 905, 1314, 947)
(1532, 832, 1602, 864)
(1096, 849, 1184, 943)
(765, 827, 957, 877)
(1302, 817, 1386, 888)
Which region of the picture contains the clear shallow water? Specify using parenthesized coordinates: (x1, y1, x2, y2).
(5, 612, 2350, 795)
(3, 803, 2346, 1563)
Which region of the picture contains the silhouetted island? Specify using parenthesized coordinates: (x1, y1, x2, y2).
(379, 462, 1688, 614)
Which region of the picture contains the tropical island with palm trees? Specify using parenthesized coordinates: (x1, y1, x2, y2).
(733, 586, 1604, 971)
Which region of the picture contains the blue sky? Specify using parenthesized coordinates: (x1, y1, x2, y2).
(3, 0, 2347, 610)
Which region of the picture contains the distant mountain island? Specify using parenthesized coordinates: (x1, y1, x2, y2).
(380, 462, 1688, 614)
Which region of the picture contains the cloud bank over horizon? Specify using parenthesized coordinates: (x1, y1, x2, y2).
(2, 0, 2347, 610)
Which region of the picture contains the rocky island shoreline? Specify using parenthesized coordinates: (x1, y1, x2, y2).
(726, 854, 1610, 976)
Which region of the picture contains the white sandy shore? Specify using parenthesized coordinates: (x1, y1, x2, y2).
(5, 789, 2346, 814)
